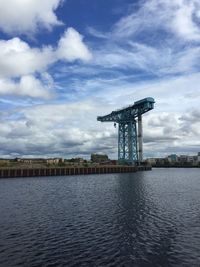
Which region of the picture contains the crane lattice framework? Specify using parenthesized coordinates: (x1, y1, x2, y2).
(97, 97, 155, 165)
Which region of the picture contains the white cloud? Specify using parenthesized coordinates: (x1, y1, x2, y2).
(0, 28, 92, 98)
(0, 75, 52, 98)
(0, 0, 199, 158)
(1, 73, 200, 158)
(87, 26, 109, 39)
(0, 28, 92, 79)
(113, 0, 200, 41)
(93, 42, 163, 73)
(57, 28, 92, 62)
(143, 110, 200, 157)
(0, 0, 63, 35)
(0, 99, 117, 158)
(0, 37, 55, 78)
(170, 0, 200, 41)
(88, 35, 200, 79)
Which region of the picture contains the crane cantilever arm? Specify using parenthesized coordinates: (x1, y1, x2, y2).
(97, 97, 155, 123)
(97, 113, 118, 122)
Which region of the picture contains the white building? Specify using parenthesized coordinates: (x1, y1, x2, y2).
(198, 152, 200, 162)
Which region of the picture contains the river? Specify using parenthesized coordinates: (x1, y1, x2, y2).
(0, 168, 199, 267)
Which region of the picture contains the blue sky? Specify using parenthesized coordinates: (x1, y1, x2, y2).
(0, 0, 200, 159)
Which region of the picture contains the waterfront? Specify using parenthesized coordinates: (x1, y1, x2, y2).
(0, 169, 199, 267)
(0, 165, 150, 178)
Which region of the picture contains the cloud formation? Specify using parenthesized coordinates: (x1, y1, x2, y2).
(0, 100, 117, 158)
(57, 28, 92, 62)
(0, 37, 54, 78)
(0, 75, 52, 99)
(114, 0, 200, 41)
(1, 72, 200, 158)
(1, 92, 199, 158)
(0, 0, 63, 35)
(0, 28, 92, 98)
(0, 28, 91, 79)
(0, 0, 199, 158)
(85, 1, 200, 80)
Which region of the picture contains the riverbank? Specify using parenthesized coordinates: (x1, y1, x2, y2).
(0, 165, 151, 178)
(152, 165, 200, 168)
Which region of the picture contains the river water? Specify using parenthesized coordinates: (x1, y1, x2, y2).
(0, 168, 199, 267)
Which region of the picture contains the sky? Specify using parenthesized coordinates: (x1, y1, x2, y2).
(0, 0, 200, 159)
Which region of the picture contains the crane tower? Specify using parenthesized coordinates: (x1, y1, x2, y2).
(97, 97, 155, 165)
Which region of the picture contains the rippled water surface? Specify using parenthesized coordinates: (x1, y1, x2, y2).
(0, 168, 200, 267)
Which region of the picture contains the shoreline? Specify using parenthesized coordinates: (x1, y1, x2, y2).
(152, 166, 200, 168)
(0, 165, 151, 178)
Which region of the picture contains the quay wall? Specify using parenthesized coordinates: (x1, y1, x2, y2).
(0, 166, 151, 178)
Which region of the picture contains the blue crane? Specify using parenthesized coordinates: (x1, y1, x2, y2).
(97, 97, 155, 165)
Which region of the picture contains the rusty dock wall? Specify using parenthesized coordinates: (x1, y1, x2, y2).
(0, 166, 151, 178)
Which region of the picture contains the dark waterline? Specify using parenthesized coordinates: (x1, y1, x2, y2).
(0, 168, 200, 267)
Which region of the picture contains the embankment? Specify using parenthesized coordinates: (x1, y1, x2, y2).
(0, 165, 151, 178)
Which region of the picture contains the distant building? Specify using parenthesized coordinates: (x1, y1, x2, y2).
(192, 156, 198, 166)
(21, 159, 34, 164)
(146, 158, 156, 165)
(15, 158, 46, 164)
(146, 152, 200, 167)
(167, 154, 178, 163)
(155, 158, 166, 165)
(91, 153, 109, 163)
(15, 158, 64, 164)
(187, 156, 195, 163)
(198, 152, 200, 162)
(46, 158, 64, 164)
(178, 155, 188, 164)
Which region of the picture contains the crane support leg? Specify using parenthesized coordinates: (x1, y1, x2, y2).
(118, 121, 138, 165)
(138, 114, 143, 163)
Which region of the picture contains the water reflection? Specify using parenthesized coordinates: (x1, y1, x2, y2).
(0, 169, 200, 267)
(113, 172, 183, 266)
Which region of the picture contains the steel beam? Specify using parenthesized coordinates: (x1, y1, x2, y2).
(118, 121, 138, 165)
(138, 114, 143, 163)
